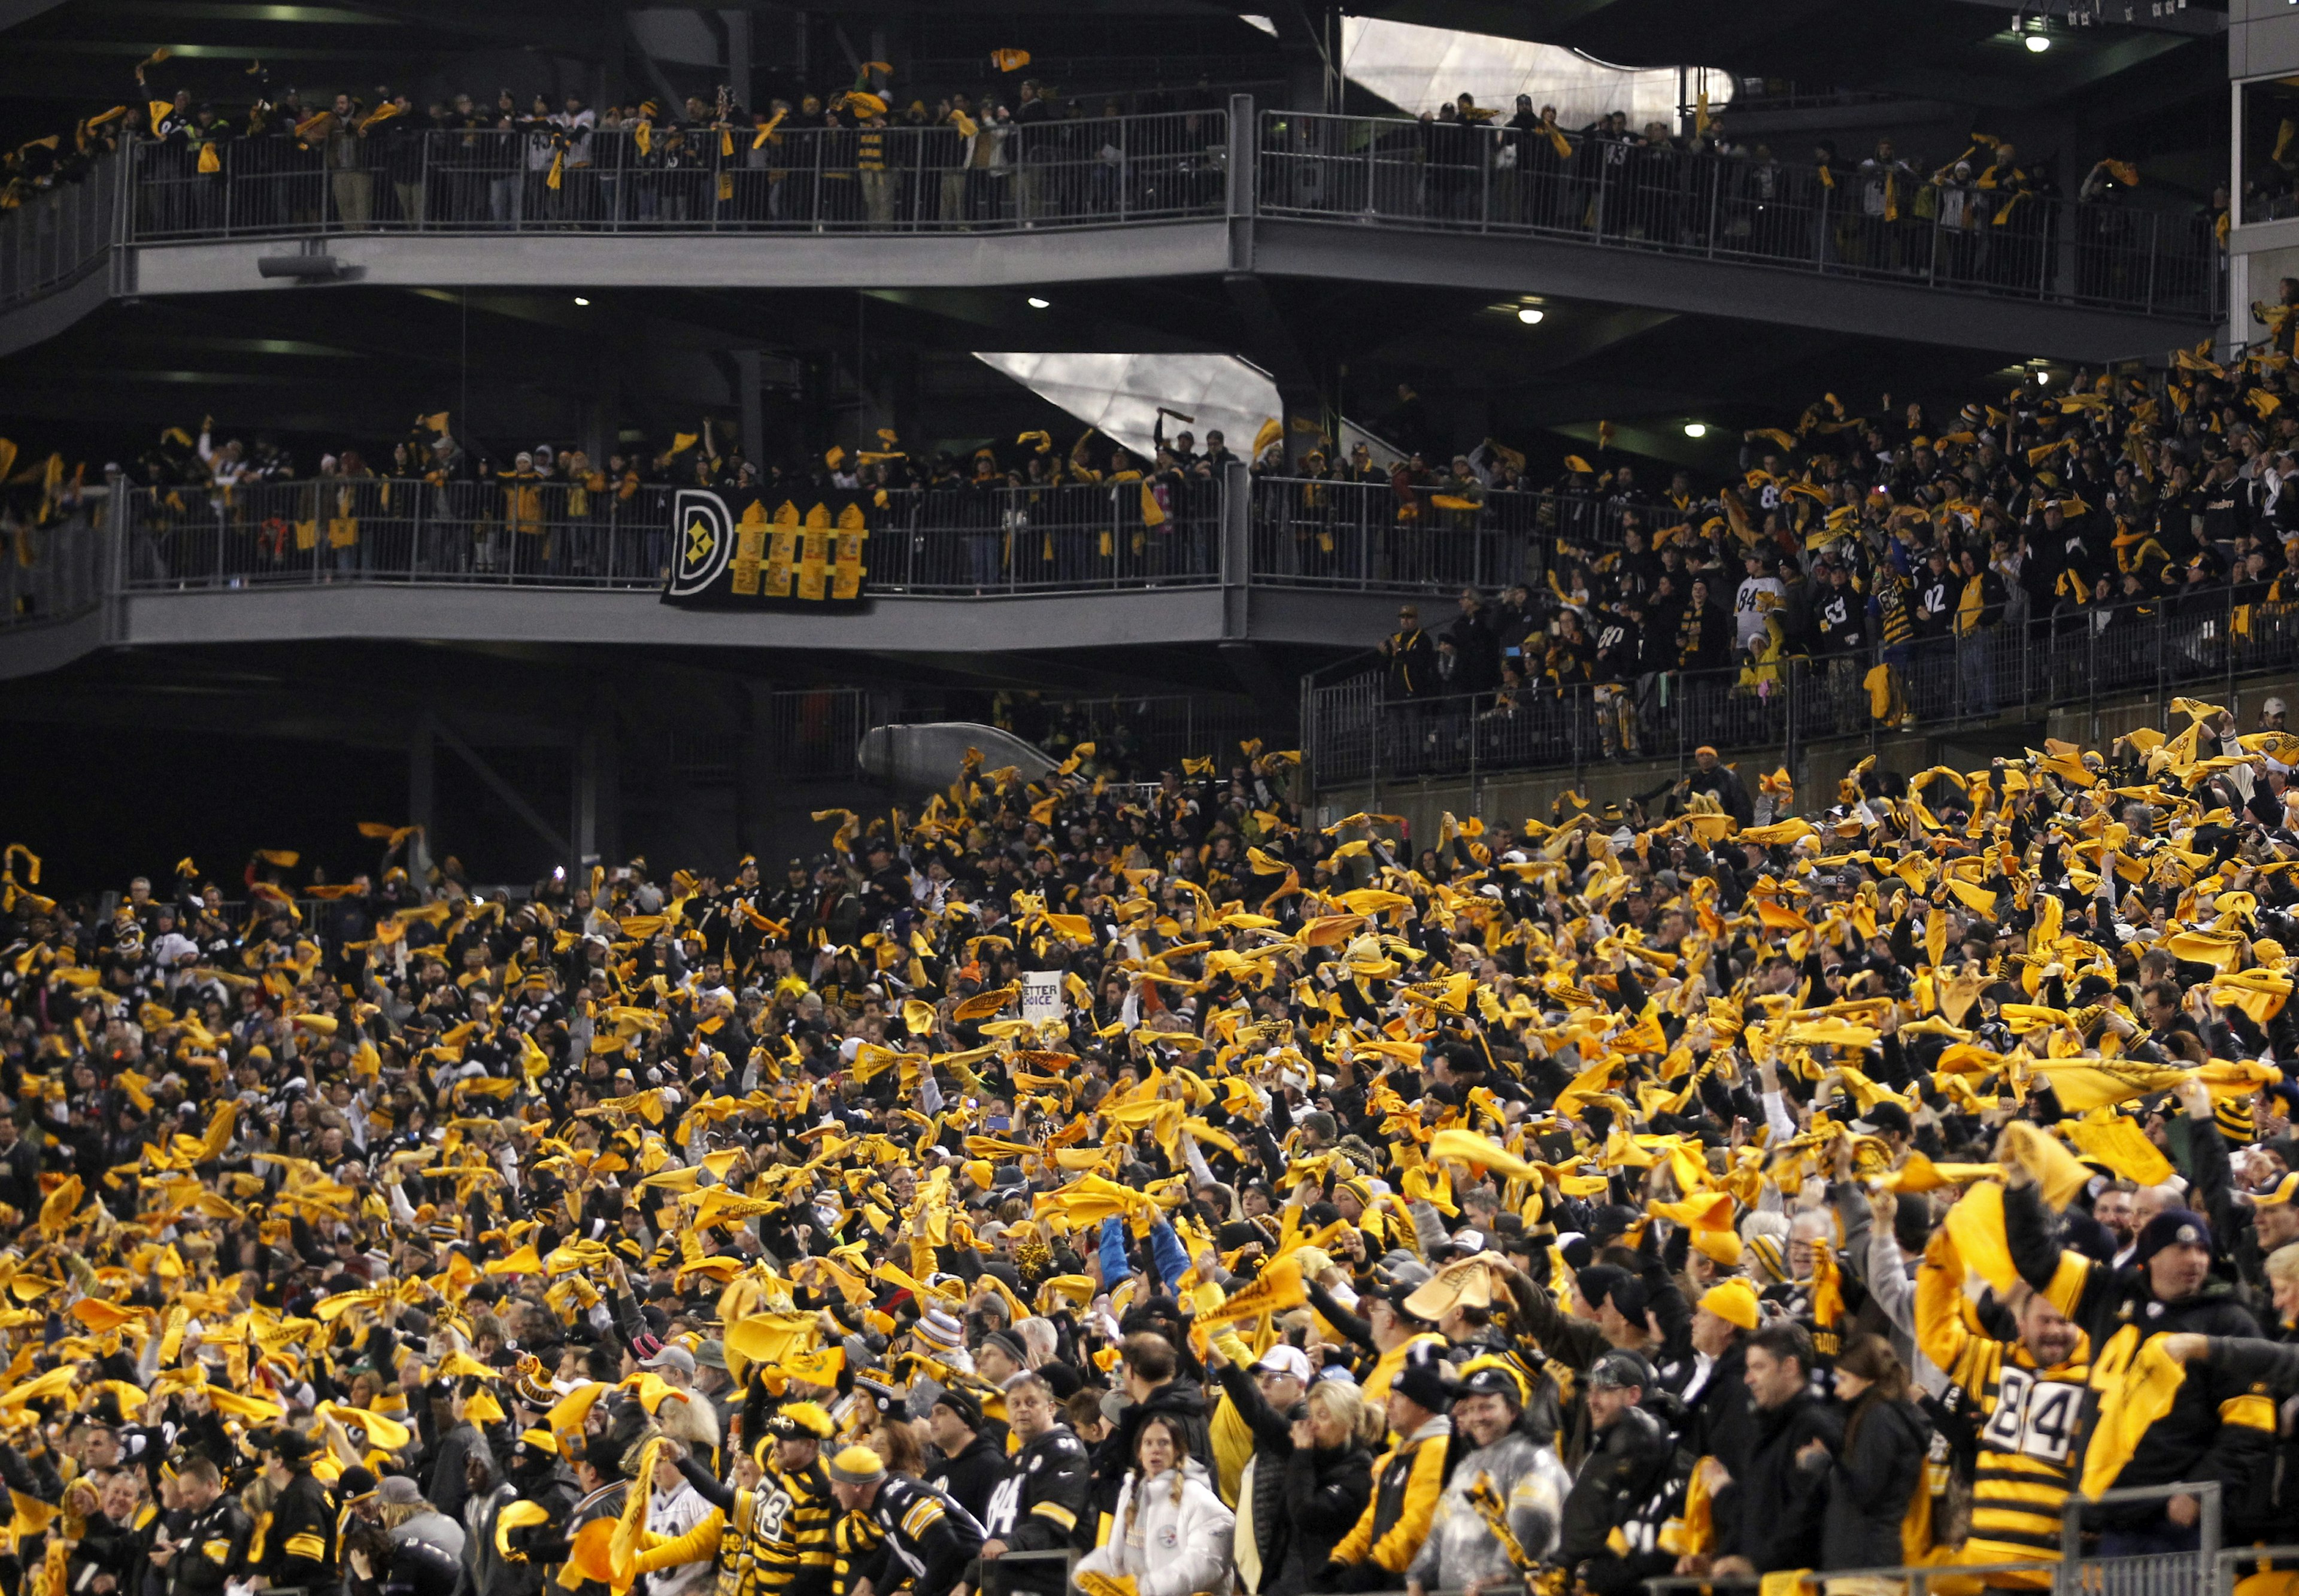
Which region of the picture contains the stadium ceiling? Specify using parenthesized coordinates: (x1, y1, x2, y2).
(0, 0, 2224, 124)
(0, 275, 2025, 478)
(1364, 0, 2221, 106)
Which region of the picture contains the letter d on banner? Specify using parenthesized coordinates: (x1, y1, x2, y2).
(666, 488, 733, 599)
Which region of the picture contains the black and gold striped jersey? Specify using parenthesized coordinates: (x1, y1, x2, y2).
(741, 1461, 836, 1596)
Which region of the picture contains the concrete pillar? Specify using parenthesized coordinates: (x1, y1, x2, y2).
(722, 11, 753, 112)
(595, 720, 623, 866)
(409, 712, 436, 878)
(580, 388, 611, 474)
(573, 726, 600, 870)
(1275, 4, 1340, 114)
(736, 349, 764, 468)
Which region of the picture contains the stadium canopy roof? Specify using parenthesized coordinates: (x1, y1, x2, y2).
(0, 0, 2222, 131)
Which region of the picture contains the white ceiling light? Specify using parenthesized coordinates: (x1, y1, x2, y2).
(1517, 307, 1545, 324)
(1027, 296, 1051, 309)
(2025, 32, 2051, 50)
(573, 296, 590, 305)
(1683, 422, 1707, 438)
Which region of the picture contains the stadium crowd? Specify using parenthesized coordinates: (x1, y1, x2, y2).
(0, 53, 1231, 233)
(1269, 106, 2218, 299)
(1346, 312, 2299, 751)
(0, 42, 2218, 302)
(14, 715, 2299, 1596)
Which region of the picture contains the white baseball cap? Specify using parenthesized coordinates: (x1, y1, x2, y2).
(1253, 1345, 1314, 1383)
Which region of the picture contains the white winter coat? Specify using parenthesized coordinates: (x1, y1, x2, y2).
(1075, 1464, 1235, 1596)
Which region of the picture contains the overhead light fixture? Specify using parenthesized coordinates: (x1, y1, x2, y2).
(1683, 422, 1707, 438)
(2025, 32, 2051, 50)
(574, 296, 590, 305)
(1027, 296, 1051, 309)
(1517, 307, 1545, 324)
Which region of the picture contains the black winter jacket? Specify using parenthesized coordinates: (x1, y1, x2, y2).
(1713, 1393, 1839, 1574)
(1810, 1397, 1928, 1572)
(929, 1433, 1016, 1529)
(1214, 1361, 1294, 1591)
(1273, 1442, 1373, 1596)
(1558, 1405, 1675, 1569)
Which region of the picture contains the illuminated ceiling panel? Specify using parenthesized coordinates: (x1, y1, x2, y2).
(972, 351, 1398, 462)
(1338, 16, 1706, 128)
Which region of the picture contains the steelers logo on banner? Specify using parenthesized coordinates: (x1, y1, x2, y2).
(660, 486, 875, 611)
(666, 488, 734, 600)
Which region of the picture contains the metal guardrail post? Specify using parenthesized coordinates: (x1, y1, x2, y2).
(1228, 95, 1255, 227)
(1782, 657, 1795, 778)
(2086, 619, 2099, 744)
(1462, 690, 1480, 814)
(2148, 211, 2166, 318)
(1299, 672, 1317, 795)
(2018, 611, 2031, 720)
(1371, 687, 1384, 809)
(1218, 459, 1249, 639)
(1704, 156, 1721, 259)
(2228, 582, 2239, 709)
(1867, 638, 1879, 760)
(92, 476, 122, 639)
(1570, 684, 1583, 789)
(1362, 124, 1375, 222)
(1674, 672, 1686, 779)
(112, 142, 132, 255)
(2155, 605, 2168, 724)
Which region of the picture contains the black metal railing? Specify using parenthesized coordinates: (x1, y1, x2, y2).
(1307, 589, 2299, 789)
(0, 102, 2225, 331)
(763, 687, 875, 782)
(1009, 691, 1274, 777)
(1, 496, 108, 631)
(1256, 110, 2222, 320)
(123, 111, 1230, 238)
(1249, 474, 1624, 591)
(0, 146, 125, 308)
(1645, 1483, 2222, 1596)
(119, 475, 1231, 595)
(114, 472, 1654, 600)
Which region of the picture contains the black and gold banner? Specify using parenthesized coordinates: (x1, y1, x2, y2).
(660, 487, 872, 610)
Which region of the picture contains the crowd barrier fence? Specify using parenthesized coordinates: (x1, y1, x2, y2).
(1304, 585, 2299, 792)
(0, 105, 2224, 323)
